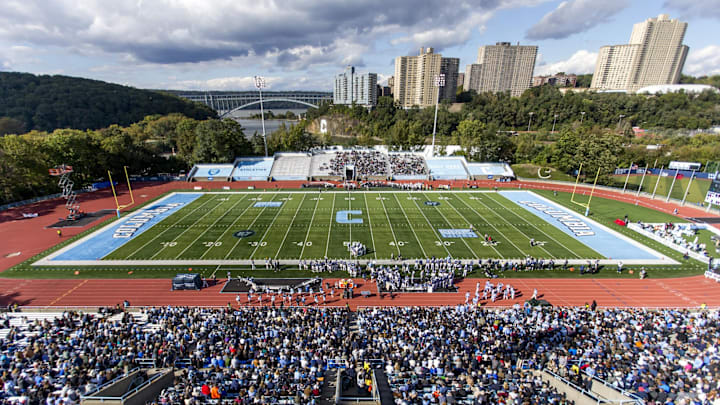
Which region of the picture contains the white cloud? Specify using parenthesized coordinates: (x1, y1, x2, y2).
(0, 0, 543, 71)
(684, 45, 720, 76)
(664, 0, 720, 19)
(534, 49, 598, 75)
(526, 0, 629, 40)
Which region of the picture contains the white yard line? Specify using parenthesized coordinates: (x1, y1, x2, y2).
(274, 194, 307, 258)
(442, 194, 503, 257)
(392, 193, 429, 257)
(363, 193, 378, 259)
(324, 193, 336, 258)
(150, 197, 231, 260)
(200, 194, 256, 259)
(487, 193, 582, 259)
(125, 196, 219, 259)
(423, 192, 477, 259)
(378, 193, 400, 256)
(409, 195, 452, 257)
(223, 193, 279, 260)
(250, 194, 290, 259)
(175, 195, 248, 259)
(299, 192, 321, 258)
(453, 193, 529, 258)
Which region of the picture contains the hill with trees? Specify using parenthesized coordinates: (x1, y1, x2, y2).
(0, 72, 216, 134)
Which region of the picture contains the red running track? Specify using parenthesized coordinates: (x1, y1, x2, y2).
(1, 276, 719, 309)
(1, 179, 719, 309)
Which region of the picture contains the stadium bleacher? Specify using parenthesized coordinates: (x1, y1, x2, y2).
(231, 157, 274, 181)
(187, 149, 519, 183)
(426, 157, 470, 180)
(309, 150, 341, 180)
(1, 306, 717, 405)
(187, 164, 235, 181)
(389, 152, 428, 180)
(466, 162, 515, 180)
(270, 153, 311, 180)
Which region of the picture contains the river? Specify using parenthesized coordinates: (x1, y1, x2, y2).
(226, 108, 308, 137)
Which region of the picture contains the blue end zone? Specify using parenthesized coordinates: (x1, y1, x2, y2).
(499, 191, 661, 260)
(439, 229, 478, 238)
(50, 193, 202, 261)
(254, 202, 283, 208)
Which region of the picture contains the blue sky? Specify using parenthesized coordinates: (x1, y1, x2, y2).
(0, 0, 718, 91)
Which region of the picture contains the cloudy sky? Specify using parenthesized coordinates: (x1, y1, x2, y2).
(0, 0, 718, 91)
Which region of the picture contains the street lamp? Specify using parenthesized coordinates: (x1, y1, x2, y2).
(552, 114, 559, 133)
(618, 114, 625, 126)
(431, 73, 445, 157)
(527, 112, 534, 132)
(580, 111, 585, 124)
(254, 75, 268, 157)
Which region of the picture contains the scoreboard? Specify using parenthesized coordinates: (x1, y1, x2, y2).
(706, 177, 720, 206)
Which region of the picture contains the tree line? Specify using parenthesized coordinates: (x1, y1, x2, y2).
(0, 72, 216, 135)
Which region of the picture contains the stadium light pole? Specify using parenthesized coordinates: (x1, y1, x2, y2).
(254, 76, 268, 157)
(551, 114, 558, 133)
(527, 112, 534, 132)
(431, 74, 445, 157)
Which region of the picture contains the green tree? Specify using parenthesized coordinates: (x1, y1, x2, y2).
(192, 119, 251, 163)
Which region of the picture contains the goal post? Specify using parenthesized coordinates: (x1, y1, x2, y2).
(570, 163, 601, 216)
(108, 166, 135, 215)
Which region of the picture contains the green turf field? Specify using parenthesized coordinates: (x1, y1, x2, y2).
(102, 191, 601, 261)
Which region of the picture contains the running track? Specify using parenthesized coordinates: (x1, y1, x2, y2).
(1, 180, 720, 309)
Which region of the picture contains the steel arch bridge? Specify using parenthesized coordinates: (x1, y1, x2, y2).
(171, 91, 332, 115)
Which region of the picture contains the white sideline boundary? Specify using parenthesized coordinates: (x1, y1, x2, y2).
(34, 190, 681, 267)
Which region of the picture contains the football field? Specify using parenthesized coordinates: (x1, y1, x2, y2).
(100, 190, 602, 261)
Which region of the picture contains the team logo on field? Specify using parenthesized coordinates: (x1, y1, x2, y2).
(233, 230, 255, 238)
(424, 201, 440, 206)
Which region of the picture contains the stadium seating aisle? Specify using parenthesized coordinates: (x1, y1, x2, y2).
(0, 306, 717, 404)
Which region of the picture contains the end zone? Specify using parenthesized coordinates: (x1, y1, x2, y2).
(500, 190, 678, 265)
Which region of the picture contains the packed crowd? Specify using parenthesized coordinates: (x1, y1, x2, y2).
(327, 150, 389, 178)
(389, 154, 428, 176)
(1, 306, 718, 405)
(358, 306, 720, 405)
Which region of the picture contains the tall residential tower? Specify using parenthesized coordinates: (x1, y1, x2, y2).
(591, 14, 688, 92)
(464, 42, 538, 97)
(334, 66, 378, 107)
(393, 48, 458, 107)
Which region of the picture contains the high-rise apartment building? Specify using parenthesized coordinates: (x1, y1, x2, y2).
(333, 66, 378, 106)
(393, 47, 443, 108)
(440, 57, 459, 102)
(591, 14, 688, 92)
(466, 42, 538, 97)
(464, 64, 482, 93)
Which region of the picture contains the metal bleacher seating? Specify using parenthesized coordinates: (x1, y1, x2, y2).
(426, 157, 470, 180)
(309, 151, 339, 179)
(270, 153, 311, 180)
